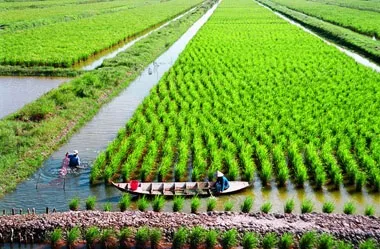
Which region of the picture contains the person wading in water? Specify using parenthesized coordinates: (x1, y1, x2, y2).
(68, 150, 81, 168)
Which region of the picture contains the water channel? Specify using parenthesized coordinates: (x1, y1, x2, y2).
(0, 0, 379, 216)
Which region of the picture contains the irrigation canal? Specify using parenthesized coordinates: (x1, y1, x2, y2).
(0, 1, 379, 215)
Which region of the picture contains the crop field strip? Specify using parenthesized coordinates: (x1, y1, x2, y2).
(92, 0, 380, 193)
(0, 0, 203, 67)
(307, 0, 380, 13)
(267, 0, 380, 39)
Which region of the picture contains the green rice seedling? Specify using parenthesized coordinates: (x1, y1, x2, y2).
(262, 232, 278, 249)
(101, 228, 118, 249)
(364, 205, 375, 216)
(242, 232, 258, 249)
(50, 228, 63, 248)
(355, 172, 366, 192)
(260, 202, 272, 214)
(224, 200, 234, 211)
(301, 199, 314, 214)
(343, 201, 356, 215)
(135, 227, 150, 249)
(85, 227, 100, 249)
(172, 227, 187, 249)
(336, 241, 353, 249)
(240, 197, 253, 213)
(118, 194, 131, 212)
(284, 199, 294, 214)
(150, 228, 162, 249)
(173, 196, 184, 212)
(69, 197, 80, 211)
(85, 196, 96, 211)
(272, 145, 289, 187)
(221, 229, 238, 249)
(152, 195, 165, 212)
(322, 202, 335, 214)
(119, 227, 132, 242)
(137, 196, 149, 211)
(67, 227, 81, 249)
(317, 233, 335, 249)
(359, 239, 378, 249)
(103, 202, 112, 212)
(299, 231, 316, 249)
(189, 226, 205, 249)
(205, 230, 218, 249)
(278, 233, 293, 249)
(207, 197, 217, 212)
(191, 196, 201, 213)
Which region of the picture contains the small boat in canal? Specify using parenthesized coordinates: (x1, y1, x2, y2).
(111, 181, 251, 197)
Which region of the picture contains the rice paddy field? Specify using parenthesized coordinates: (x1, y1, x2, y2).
(0, 0, 203, 67)
(92, 0, 380, 199)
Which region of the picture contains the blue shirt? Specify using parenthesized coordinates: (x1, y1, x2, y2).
(68, 154, 80, 167)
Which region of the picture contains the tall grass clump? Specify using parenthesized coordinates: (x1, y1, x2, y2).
(85, 227, 100, 249)
(241, 197, 253, 213)
(343, 201, 356, 214)
(364, 205, 375, 216)
(278, 233, 293, 249)
(101, 228, 117, 249)
(85, 196, 96, 210)
(189, 226, 205, 249)
(207, 197, 217, 212)
(262, 233, 278, 249)
(137, 196, 149, 211)
(152, 195, 165, 212)
(173, 196, 184, 212)
(260, 201, 272, 214)
(336, 241, 353, 249)
(135, 227, 150, 249)
(50, 228, 63, 248)
(221, 229, 238, 249)
(359, 239, 378, 249)
(301, 199, 314, 214)
(242, 232, 258, 249)
(118, 194, 131, 212)
(172, 227, 187, 249)
(224, 200, 234, 211)
(150, 228, 162, 249)
(322, 202, 335, 214)
(299, 231, 316, 249)
(69, 197, 80, 211)
(205, 230, 218, 249)
(118, 227, 132, 244)
(67, 227, 81, 249)
(103, 202, 112, 212)
(284, 199, 294, 214)
(317, 233, 335, 249)
(191, 196, 201, 213)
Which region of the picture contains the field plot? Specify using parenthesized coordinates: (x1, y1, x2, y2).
(0, 0, 203, 67)
(92, 0, 380, 194)
(268, 0, 380, 38)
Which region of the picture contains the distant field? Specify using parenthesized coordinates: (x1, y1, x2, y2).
(0, 0, 203, 67)
(269, 0, 380, 38)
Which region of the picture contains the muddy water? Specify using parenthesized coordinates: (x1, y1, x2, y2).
(0, 77, 68, 119)
(0, 1, 221, 213)
(256, 1, 380, 73)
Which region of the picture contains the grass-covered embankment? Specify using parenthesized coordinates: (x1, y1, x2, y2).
(0, 0, 215, 198)
(257, 0, 380, 64)
(0, 65, 81, 77)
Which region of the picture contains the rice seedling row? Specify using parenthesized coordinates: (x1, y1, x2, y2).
(92, 0, 380, 193)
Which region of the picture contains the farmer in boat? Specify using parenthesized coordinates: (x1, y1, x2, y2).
(68, 150, 81, 168)
(215, 171, 230, 193)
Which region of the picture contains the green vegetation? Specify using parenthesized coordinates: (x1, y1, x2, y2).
(189, 226, 205, 249)
(152, 195, 165, 212)
(191, 196, 201, 213)
(0, 1, 213, 197)
(172, 227, 188, 249)
(101, 228, 117, 249)
(359, 239, 379, 249)
(118, 194, 131, 212)
(0, 0, 203, 67)
(343, 201, 356, 215)
(284, 199, 295, 214)
(322, 202, 335, 214)
(173, 196, 185, 212)
(241, 197, 254, 213)
(301, 199, 314, 214)
(150, 228, 162, 249)
(69, 197, 80, 211)
(262, 233, 278, 249)
(119, 228, 132, 242)
(224, 200, 234, 211)
(85, 196, 96, 211)
(221, 229, 238, 249)
(364, 205, 375, 216)
(278, 233, 293, 249)
(137, 196, 149, 211)
(135, 227, 150, 249)
(67, 227, 81, 249)
(299, 231, 317, 249)
(85, 227, 101, 249)
(317, 233, 335, 249)
(260, 201, 272, 214)
(242, 232, 259, 249)
(50, 228, 63, 247)
(205, 230, 218, 249)
(103, 202, 112, 212)
(207, 197, 217, 212)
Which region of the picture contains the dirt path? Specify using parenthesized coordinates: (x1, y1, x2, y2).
(0, 211, 379, 244)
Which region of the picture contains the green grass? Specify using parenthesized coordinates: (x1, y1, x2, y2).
(301, 199, 314, 214)
(118, 194, 131, 212)
(207, 197, 217, 212)
(343, 201, 356, 215)
(85, 195, 96, 211)
(224, 200, 234, 211)
(364, 205, 375, 216)
(262, 233, 278, 249)
(322, 202, 335, 214)
(191, 196, 201, 213)
(205, 230, 218, 249)
(299, 231, 316, 249)
(189, 226, 205, 249)
(137, 196, 149, 211)
(135, 227, 150, 249)
(150, 228, 162, 249)
(85, 227, 100, 248)
(49, 228, 63, 247)
(278, 233, 293, 249)
(221, 229, 238, 249)
(242, 232, 258, 249)
(69, 197, 80, 211)
(67, 227, 81, 249)
(241, 197, 253, 213)
(260, 201, 272, 214)
(284, 199, 295, 214)
(173, 196, 185, 212)
(172, 227, 187, 249)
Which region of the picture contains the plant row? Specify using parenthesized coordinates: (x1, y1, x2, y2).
(70, 195, 377, 216)
(92, 0, 380, 193)
(47, 225, 378, 249)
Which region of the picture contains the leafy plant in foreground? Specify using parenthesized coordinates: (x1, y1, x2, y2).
(241, 197, 253, 213)
(242, 232, 258, 249)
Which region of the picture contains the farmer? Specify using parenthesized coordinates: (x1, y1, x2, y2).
(215, 171, 230, 193)
(68, 150, 81, 168)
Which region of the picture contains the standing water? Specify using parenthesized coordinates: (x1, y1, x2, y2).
(0, 77, 68, 119)
(0, 1, 221, 213)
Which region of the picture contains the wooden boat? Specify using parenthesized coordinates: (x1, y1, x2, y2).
(112, 181, 251, 197)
